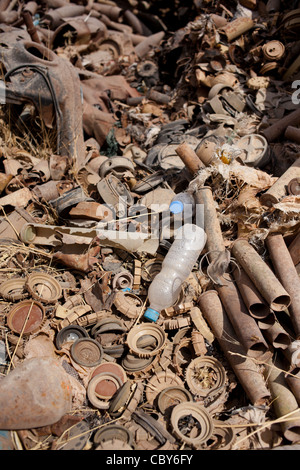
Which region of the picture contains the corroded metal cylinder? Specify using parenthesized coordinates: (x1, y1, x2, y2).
(231, 238, 290, 312)
(198, 290, 271, 406)
(285, 126, 300, 144)
(194, 186, 225, 262)
(262, 108, 300, 142)
(285, 367, 300, 407)
(175, 142, 204, 175)
(265, 357, 300, 443)
(266, 233, 300, 339)
(216, 276, 270, 359)
(260, 157, 300, 207)
(288, 231, 300, 266)
(233, 267, 271, 319)
(263, 321, 292, 350)
(0, 357, 72, 429)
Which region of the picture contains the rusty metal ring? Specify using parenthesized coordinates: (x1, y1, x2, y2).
(112, 271, 134, 290)
(26, 272, 62, 304)
(170, 402, 214, 448)
(90, 362, 127, 386)
(203, 421, 236, 450)
(114, 291, 143, 319)
(157, 386, 193, 414)
(70, 338, 103, 367)
(93, 424, 134, 446)
(87, 373, 123, 409)
(145, 370, 185, 406)
(55, 325, 89, 349)
(185, 356, 227, 397)
(126, 323, 166, 358)
(0, 278, 27, 301)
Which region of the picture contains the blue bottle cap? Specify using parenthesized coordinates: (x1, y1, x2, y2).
(144, 308, 160, 322)
(169, 200, 184, 214)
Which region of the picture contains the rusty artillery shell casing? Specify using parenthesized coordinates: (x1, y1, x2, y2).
(262, 108, 300, 142)
(220, 17, 254, 42)
(175, 142, 204, 175)
(231, 238, 291, 312)
(285, 367, 300, 407)
(288, 231, 300, 266)
(285, 126, 300, 144)
(216, 275, 270, 359)
(198, 290, 271, 406)
(260, 157, 300, 207)
(264, 357, 300, 443)
(266, 233, 300, 339)
(195, 140, 218, 166)
(257, 311, 276, 330)
(194, 186, 225, 262)
(233, 266, 271, 319)
(263, 321, 292, 350)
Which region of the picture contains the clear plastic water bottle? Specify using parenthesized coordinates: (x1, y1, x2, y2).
(169, 191, 195, 215)
(144, 224, 206, 322)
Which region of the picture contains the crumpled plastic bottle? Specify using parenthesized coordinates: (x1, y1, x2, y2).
(144, 224, 206, 322)
(169, 191, 195, 215)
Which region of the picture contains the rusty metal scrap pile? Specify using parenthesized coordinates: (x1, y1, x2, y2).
(0, 0, 300, 451)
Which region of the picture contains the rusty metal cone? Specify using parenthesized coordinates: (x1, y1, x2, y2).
(0, 357, 72, 430)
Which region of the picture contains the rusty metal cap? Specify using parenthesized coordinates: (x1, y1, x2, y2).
(7, 300, 45, 335)
(70, 338, 103, 367)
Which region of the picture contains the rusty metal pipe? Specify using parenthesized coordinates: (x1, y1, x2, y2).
(175, 142, 204, 176)
(198, 290, 271, 406)
(147, 88, 171, 104)
(231, 238, 291, 312)
(288, 231, 300, 266)
(219, 17, 254, 42)
(135, 31, 165, 59)
(266, 233, 300, 339)
(257, 312, 276, 330)
(262, 108, 300, 142)
(233, 266, 271, 319)
(194, 186, 225, 262)
(260, 157, 300, 207)
(22, 10, 42, 44)
(285, 126, 300, 144)
(216, 275, 270, 359)
(263, 321, 292, 350)
(264, 356, 300, 443)
(285, 367, 300, 407)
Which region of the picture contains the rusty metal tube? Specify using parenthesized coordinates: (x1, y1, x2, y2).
(260, 157, 300, 207)
(264, 357, 300, 443)
(231, 238, 291, 312)
(198, 290, 271, 406)
(134, 31, 165, 59)
(263, 321, 292, 350)
(285, 367, 300, 407)
(220, 17, 254, 42)
(22, 10, 42, 44)
(216, 275, 270, 359)
(147, 89, 171, 104)
(285, 126, 300, 144)
(233, 266, 271, 319)
(194, 186, 225, 262)
(266, 233, 300, 339)
(175, 142, 205, 176)
(257, 311, 276, 330)
(288, 231, 300, 266)
(262, 108, 300, 142)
